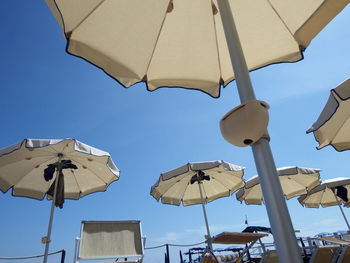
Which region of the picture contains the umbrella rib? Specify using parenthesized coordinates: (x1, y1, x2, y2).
(0, 153, 59, 168)
(68, 158, 110, 185)
(160, 172, 193, 201)
(328, 109, 350, 146)
(265, 0, 299, 47)
(63, 0, 108, 35)
(143, 1, 171, 78)
(70, 169, 83, 198)
(209, 174, 234, 196)
(13, 156, 60, 198)
(211, 1, 224, 85)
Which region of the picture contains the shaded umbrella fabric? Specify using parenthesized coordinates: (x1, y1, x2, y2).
(298, 177, 350, 208)
(307, 78, 350, 151)
(150, 160, 244, 206)
(236, 166, 321, 205)
(45, 0, 349, 98)
(0, 138, 120, 200)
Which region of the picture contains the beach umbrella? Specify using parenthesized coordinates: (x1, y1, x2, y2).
(45, 1, 349, 262)
(0, 139, 120, 263)
(298, 178, 350, 230)
(307, 78, 350, 151)
(150, 160, 244, 249)
(236, 167, 321, 205)
(45, 0, 348, 98)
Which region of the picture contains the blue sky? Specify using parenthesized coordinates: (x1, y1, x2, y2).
(1, 1, 350, 263)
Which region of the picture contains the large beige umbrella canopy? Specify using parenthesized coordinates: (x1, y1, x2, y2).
(150, 160, 244, 249)
(45, 0, 348, 98)
(307, 78, 350, 151)
(0, 139, 120, 263)
(298, 178, 350, 230)
(45, 1, 349, 262)
(236, 166, 321, 205)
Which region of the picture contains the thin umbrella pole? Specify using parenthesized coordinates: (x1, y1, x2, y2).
(217, 2, 302, 263)
(43, 155, 63, 263)
(332, 190, 350, 230)
(197, 180, 213, 250)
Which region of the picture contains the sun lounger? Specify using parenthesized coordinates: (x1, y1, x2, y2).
(336, 246, 350, 263)
(73, 220, 145, 263)
(315, 237, 350, 263)
(259, 250, 279, 263)
(308, 245, 341, 263)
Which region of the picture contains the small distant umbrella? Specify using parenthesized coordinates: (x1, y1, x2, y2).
(236, 166, 321, 205)
(150, 160, 244, 249)
(0, 139, 120, 263)
(298, 178, 350, 230)
(307, 78, 350, 151)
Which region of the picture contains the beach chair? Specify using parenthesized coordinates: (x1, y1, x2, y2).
(258, 250, 279, 263)
(335, 246, 350, 263)
(73, 220, 145, 263)
(308, 245, 341, 263)
(314, 237, 350, 263)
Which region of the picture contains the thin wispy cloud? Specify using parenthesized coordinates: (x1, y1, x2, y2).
(154, 232, 184, 243)
(298, 217, 346, 237)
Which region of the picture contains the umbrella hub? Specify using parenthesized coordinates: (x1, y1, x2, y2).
(191, 171, 210, 184)
(220, 100, 269, 147)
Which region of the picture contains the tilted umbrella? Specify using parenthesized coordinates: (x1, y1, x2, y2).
(46, 1, 349, 262)
(307, 78, 350, 151)
(0, 139, 120, 263)
(236, 166, 321, 205)
(45, 0, 348, 98)
(150, 160, 244, 249)
(298, 177, 350, 230)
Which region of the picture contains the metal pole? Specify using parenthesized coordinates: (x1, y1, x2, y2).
(166, 244, 170, 263)
(333, 191, 350, 230)
(73, 237, 80, 263)
(197, 180, 213, 250)
(217, 1, 302, 263)
(43, 155, 63, 263)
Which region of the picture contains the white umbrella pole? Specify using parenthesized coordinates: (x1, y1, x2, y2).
(217, 2, 302, 263)
(197, 181, 213, 250)
(43, 155, 63, 263)
(333, 191, 350, 230)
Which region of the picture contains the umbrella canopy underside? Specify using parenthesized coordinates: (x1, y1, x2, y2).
(151, 160, 244, 206)
(46, 0, 349, 97)
(236, 166, 321, 205)
(0, 139, 120, 200)
(299, 177, 350, 208)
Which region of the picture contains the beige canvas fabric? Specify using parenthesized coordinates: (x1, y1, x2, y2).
(150, 160, 244, 206)
(298, 177, 350, 208)
(236, 166, 321, 205)
(307, 78, 350, 151)
(0, 139, 119, 200)
(45, 0, 349, 97)
(79, 221, 143, 259)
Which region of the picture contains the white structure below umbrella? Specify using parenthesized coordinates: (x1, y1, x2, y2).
(298, 178, 350, 230)
(236, 166, 321, 205)
(0, 139, 120, 263)
(150, 160, 244, 249)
